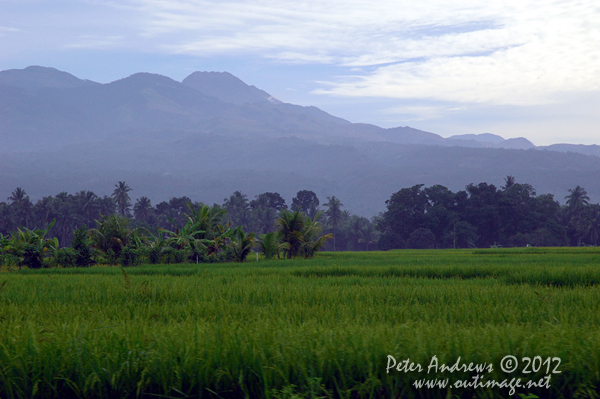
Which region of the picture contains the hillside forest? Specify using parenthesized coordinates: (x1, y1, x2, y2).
(0, 176, 598, 268)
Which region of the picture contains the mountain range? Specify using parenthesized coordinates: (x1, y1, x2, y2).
(1, 65, 600, 216)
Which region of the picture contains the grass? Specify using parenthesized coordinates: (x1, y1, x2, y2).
(1, 248, 600, 398)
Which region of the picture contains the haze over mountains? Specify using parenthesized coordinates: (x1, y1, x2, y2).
(1, 66, 600, 216)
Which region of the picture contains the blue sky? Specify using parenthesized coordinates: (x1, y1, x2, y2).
(1, 0, 599, 145)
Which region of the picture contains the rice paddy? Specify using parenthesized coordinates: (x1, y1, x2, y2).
(1, 248, 600, 398)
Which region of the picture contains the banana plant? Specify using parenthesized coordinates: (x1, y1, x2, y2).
(89, 214, 131, 256)
(7, 219, 59, 268)
(0, 233, 11, 267)
(202, 226, 234, 256)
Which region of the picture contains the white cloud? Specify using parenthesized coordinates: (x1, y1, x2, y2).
(382, 105, 465, 121)
(311, 1, 600, 105)
(3, 0, 600, 109)
(99, 0, 600, 106)
(62, 35, 128, 50)
(0, 25, 21, 37)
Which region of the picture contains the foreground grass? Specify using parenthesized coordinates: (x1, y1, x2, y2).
(1, 248, 600, 398)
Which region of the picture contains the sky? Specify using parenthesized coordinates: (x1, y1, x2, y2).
(1, 0, 599, 146)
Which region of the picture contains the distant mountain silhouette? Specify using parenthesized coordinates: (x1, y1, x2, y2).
(446, 133, 535, 149)
(1, 66, 600, 216)
(539, 143, 600, 157)
(182, 71, 277, 105)
(0, 65, 100, 90)
(448, 133, 506, 143)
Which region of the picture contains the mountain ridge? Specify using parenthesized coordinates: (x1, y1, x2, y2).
(2, 66, 600, 216)
(0, 66, 594, 153)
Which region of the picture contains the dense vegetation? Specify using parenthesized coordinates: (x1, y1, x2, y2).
(1, 249, 600, 398)
(1, 177, 599, 269)
(377, 177, 599, 249)
(0, 184, 372, 268)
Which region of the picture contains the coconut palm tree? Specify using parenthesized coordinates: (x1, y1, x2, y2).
(565, 186, 590, 214)
(347, 215, 366, 250)
(565, 186, 591, 246)
(34, 196, 55, 228)
(276, 209, 332, 259)
(112, 181, 133, 217)
(300, 212, 332, 258)
(254, 206, 278, 234)
(276, 209, 306, 259)
(74, 191, 99, 228)
(502, 175, 516, 191)
(585, 204, 600, 246)
(7, 187, 27, 203)
(98, 196, 117, 216)
(223, 191, 251, 229)
(52, 198, 78, 245)
(229, 226, 256, 262)
(0, 202, 14, 234)
(134, 196, 153, 223)
(186, 203, 227, 240)
(324, 196, 344, 251)
(257, 232, 286, 259)
(8, 187, 33, 228)
(359, 221, 380, 251)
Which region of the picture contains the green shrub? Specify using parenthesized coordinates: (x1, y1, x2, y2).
(407, 228, 435, 249)
(51, 248, 76, 268)
(22, 245, 43, 269)
(148, 247, 162, 264)
(161, 247, 186, 264)
(106, 249, 118, 265)
(72, 227, 95, 267)
(118, 246, 142, 267)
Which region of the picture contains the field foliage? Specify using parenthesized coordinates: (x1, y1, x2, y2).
(1, 249, 600, 398)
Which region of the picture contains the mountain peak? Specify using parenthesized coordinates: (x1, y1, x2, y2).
(182, 71, 277, 105)
(447, 133, 505, 144)
(108, 72, 183, 89)
(0, 65, 99, 90)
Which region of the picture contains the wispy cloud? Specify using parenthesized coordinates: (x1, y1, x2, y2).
(3, 0, 600, 109)
(99, 0, 600, 106)
(62, 35, 128, 50)
(382, 105, 465, 121)
(0, 25, 21, 37)
(0, 26, 21, 32)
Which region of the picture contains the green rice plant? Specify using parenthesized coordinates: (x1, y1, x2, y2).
(1, 250, 600, 397)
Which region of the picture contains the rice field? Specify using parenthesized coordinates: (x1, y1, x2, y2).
(1, 248, 600, 398)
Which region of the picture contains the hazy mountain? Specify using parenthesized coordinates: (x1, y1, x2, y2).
(0, 65, 100, 90)
(446, 133, 536, 149)
(0, 66, 580, 151)
(2, 66, 600, 216)
(0, 67, 371, 151)
(448, 133, 505, 143)
(2, 132, 600, 217)
(182, 71, 277, 105)
(539, 143, 600, 157)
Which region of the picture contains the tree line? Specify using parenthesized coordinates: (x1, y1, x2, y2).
(1, 177, 598, 268)
(377, 177, 599, 249)
(0, 183, 379, 268)
(0, 184, 378, 250)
